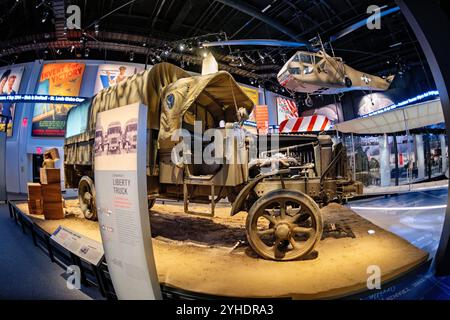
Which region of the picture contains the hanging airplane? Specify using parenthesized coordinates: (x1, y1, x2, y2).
(202, 6, 400, 107)
(276, 49, 395, 95)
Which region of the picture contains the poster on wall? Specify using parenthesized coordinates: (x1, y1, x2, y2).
(32, 63, 85, 137)
(94, 64, 144, 94)
(277, 96, 298, 124)
(239, 85, 259, 106)
(357, 93, 394, 117)
(240, 85, 259, 123)
(0, 66, 24, 137)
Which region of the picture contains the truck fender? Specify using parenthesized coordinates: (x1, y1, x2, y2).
(230, 169, 289, 216)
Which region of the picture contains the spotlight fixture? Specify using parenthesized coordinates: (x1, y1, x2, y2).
(84, 48, 89, 57)
(179, 43, 185, 52)
(55, 49, 61, 55)
(244, 53, 256, 64)
(238, 55, 245, 67)
(129, 51, 134, 62)
(41, 11, 49, 23)
(257, 52, 265, 63)
(70, 45, 75, 53)
(94, 23, 99, 36)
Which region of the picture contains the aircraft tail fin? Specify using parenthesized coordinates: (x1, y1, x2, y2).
(386, 74, 395, 83)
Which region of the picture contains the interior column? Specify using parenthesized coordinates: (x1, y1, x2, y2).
(415, 134, 425, 179)
(440, 134, 447, 174)
(379, 134, 391, 187)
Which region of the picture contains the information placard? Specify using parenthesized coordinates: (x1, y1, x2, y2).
(51, 226, 104, 266)
(94, 103, 161, 300)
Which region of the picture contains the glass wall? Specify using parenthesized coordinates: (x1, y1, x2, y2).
(338, 127, 448, 192)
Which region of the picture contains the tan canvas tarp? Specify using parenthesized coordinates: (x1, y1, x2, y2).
(65, 62, 254, 166)
(159, 71, 254, 147)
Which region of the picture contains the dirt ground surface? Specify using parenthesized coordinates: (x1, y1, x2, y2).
(16, 200, 428, 299)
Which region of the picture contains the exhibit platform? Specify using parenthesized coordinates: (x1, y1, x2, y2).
(9, 198, 429, 299)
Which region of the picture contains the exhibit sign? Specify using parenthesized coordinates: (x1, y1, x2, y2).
(94, 102, 161, 300)
(0, 66, 24, 137)
(254, 105, 269, 134)
(32, 63, 85, 137)
(51, 226, 104, 266)
(94, 64, 144, 94)
(277, 96, 298, 124)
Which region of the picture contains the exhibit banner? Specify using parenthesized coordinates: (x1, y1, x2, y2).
(51, 226, 104, 266)
(254, 105, 269, 134)
(94, 102, 161, 300)
(94, 64, 144, 94)
(0, 66, 24, 137)
(32, 63, 85, 137)
(277, 96, 298, 124)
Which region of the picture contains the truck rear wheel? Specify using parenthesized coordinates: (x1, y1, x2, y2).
(78, 176, 97, 221)
(246, 190, 323, 261)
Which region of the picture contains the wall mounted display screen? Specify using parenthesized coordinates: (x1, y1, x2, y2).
(0, 66, 24, 137)
(94, 64, 144, 94)
(32, 63, 85, 136)
(276, 96, 298, 124)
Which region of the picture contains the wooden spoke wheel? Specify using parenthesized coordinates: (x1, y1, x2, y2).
(246, 190, 323, 261)
(78, 176, 97, 221)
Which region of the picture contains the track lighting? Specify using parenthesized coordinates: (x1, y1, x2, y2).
(41, 11, 49, 23)
(244, 53, 256, 64)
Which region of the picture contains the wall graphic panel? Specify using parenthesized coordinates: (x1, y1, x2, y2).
(32, 63, 85, 137)
(276, 96, 298, 124)
(0, 66, 24, 136)
(94, 64, 144, 94)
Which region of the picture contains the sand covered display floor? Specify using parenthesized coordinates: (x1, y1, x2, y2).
(15, 199, 428, 299)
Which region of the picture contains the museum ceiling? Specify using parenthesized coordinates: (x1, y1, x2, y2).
(0, 0, 431, 91)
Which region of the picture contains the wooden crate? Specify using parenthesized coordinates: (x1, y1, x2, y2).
(40, 168, 60, 185)
(41, 183, 62, 202)
(28, 199, 43, 215)
(27, 182, 42, 198)
(43, 201, 64, 220)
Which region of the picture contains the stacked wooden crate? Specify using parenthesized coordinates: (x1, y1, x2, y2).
(40, 168, 64, 220)
(27, 183, 43, 215)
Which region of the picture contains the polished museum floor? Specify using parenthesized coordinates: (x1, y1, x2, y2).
(349, 188, 447, 255)
(0, 204, 102, 300)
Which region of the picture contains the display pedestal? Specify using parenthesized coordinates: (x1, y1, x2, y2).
(11, 198, 429, 299)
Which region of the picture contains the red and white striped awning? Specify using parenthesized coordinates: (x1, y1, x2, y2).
(279, 115, 332, 133)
